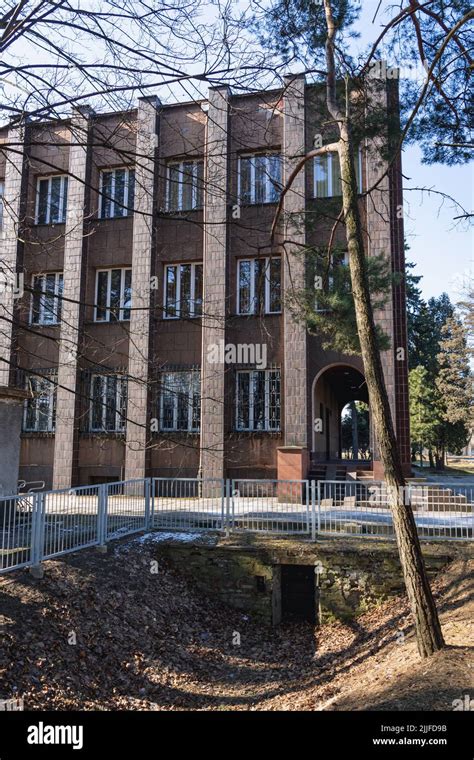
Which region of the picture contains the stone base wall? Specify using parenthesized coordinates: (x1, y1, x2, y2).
(153, 536, 460, 625)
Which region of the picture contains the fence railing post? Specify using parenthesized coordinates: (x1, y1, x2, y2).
(144, 478, 151, 530)
(30, 492, 44, 577)
(97, 484, 108, 547)
(149, 478, 155, 529)
(317, 480, 321, 535)
(225, 479, 231, 537)
(311, 480, 316, 541)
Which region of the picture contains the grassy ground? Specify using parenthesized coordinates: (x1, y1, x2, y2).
(412, 461, 474, 479)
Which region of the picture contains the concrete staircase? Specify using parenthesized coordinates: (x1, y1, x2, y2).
(409, 485, 472, 512)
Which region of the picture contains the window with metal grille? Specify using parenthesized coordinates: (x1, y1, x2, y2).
(236, 370, 281, 431)
(89, 375, 127, 432)
(159, 371, 200, 432)
(23, 373, 57, 432)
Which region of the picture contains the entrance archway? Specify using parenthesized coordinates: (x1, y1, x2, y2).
(311, 364, 369, 462)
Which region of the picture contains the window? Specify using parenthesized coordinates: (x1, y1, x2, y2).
(89, 375, 127, 432)
(237, 257, 281, 315)
(94, 268, 132, 322)
(167, 160, 204, 212)
(35, 175, 68, 224)
(313, 149, 362, 198)
(159, 371, 200, 432)
(99, 167, 135, 219)
(23, 374, 57, 432)
(30, 272, 63, 325)
(164, 263, 202, 319)
(239, 153, 282, 204)
(236, 370, 281, 431)
(0, 180, 4, 229)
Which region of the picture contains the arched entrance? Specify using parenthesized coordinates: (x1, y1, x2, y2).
(311, 364, 369, 463)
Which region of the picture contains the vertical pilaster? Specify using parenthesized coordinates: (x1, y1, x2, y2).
(125, 96, 160, 480)
(282, 75, 308, 454)
(200, 86, 229, 480)
(365, 78, 398, 477)
(52, 108, 93, 489)
(0, 123, 28, 387)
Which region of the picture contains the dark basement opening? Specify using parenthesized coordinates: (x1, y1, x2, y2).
(281, 565, 318, 623)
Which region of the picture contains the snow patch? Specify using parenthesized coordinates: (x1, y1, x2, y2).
(115, 530, 217, 553)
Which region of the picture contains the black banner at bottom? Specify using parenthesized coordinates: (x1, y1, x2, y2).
(0, 710, 472, 758)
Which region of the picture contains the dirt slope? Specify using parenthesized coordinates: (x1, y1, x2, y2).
(0, 534, 472, 711)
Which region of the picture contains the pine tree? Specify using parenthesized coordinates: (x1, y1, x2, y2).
(409, 366, 443, 464)
(434, 316, 472, 466)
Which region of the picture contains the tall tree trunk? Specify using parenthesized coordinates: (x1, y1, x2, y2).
(337, 127, 444, 658)
(322, 0, 443, 660)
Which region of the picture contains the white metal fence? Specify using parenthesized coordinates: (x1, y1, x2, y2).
(0, 478, 472, 574)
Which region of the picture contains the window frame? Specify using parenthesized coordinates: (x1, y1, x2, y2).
(313, 148, 363, 198)
(236, 257, 282, 315)
(159, 370, 201, 432)
(165, 159, 204, 212)
(23, 374, 57, 432)
(30, 271, 64, 326)
(237, 152, 282, 205)
(89, 374, 127, 433)
(35, 174, 68, 225)
(94, 267, 132, 323)
(235, 369, 281, 432)
(163, 262, 203, 319)
(98, 166, 135, 219)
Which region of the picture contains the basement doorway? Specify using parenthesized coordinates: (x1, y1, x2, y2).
(281, 565, 318, 623)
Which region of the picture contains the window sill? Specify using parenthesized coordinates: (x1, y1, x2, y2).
(80, 431, 126, 439)
(237, 201, 279, 208)
(21, 431, 55, 438)
(87, 319, 131, 325)
(233, 311, 282, 318)
(29, 322, 61, 328)
(95, 215, 133, 222)
(231, 430, 282, 437)
(152, 430, 200, 437)
(31, 222, 66, 228)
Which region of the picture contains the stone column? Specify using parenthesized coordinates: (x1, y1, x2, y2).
(125, 96, 160, 481)
(199, 86, 230, 481)
(278, 74, 308, 480)
(0, 122, 28, 387)
(365, 78, 397, 480)
(52, 107, 93, 489)
(0, 387, 29, 497)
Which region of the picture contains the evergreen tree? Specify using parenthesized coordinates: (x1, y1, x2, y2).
(434, 316, 472, 465)
(409, 366, 443, 463)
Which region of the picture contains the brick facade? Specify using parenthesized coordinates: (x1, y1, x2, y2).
(0, 78, 411, 488)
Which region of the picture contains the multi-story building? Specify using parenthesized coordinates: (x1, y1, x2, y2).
(0, 74, 411, 490)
